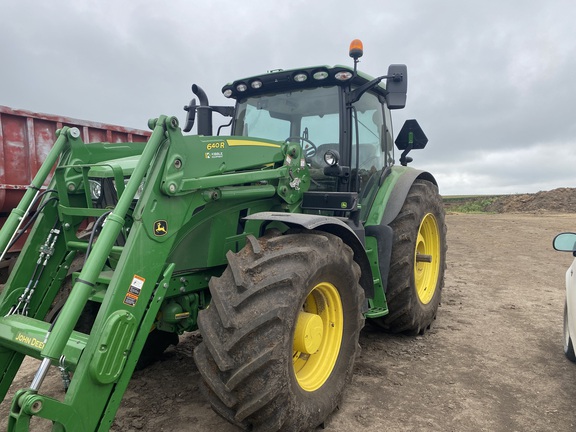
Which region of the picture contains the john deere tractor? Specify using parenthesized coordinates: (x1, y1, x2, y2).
(0, 40, 446, 431)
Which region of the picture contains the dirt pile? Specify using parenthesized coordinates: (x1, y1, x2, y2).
(486, 188, 576, 213)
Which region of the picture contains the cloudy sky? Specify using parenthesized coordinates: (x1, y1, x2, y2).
(2, 0, 576, 195)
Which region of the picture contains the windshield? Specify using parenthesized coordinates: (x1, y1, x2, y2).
(233, 87, 340, 145)
(232, 86, 392, 209)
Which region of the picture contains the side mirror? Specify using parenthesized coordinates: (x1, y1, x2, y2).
(183, 98, 197, 132)
(183, 84, 234, 135)
(553, 233, 576, 252)
(395, 119, 427, 166)
(385, 64, 407, 110)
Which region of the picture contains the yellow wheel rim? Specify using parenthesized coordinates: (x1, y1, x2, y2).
(414, 213, 441, 305)
(293, 282, 343, 392)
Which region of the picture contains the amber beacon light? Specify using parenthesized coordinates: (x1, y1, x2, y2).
(349, 39, 364, 59)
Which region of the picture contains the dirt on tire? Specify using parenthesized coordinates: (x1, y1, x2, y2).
(2, 211, 576, 431)
(370, 179, 446, 335)
(194, 230, 363, 431)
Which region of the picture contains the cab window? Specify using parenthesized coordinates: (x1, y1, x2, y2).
(351, 91, 385, 172)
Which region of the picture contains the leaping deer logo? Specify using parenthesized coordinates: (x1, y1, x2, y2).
(154, 220, 168, 236)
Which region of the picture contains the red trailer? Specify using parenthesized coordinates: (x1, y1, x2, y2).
(0, 105, 151, 278)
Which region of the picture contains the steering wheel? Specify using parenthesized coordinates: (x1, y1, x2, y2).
(284, 136, 317, 158)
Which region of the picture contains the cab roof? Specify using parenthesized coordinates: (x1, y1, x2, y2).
(222, 65, 388, 100)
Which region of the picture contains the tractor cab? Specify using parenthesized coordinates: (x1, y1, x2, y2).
(185, 40, 426, 222)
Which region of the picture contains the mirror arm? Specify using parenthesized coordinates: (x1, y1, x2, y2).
(399, 143, 414, 166)
(211, 106, 235, 117)
(347, 76, 384, 105)
(346, 73, 404, 105)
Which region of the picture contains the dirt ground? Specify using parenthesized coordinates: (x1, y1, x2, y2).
(3, 210, 576, 431)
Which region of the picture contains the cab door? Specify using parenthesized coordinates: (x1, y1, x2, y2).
(350, 91, 393, 221)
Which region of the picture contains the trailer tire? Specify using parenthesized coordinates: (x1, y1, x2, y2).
(370, 179, 446, 335)
(194, 230, 364, 431)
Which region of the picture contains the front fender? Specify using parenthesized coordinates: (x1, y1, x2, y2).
(244, 212, 374, 299)
(363, 166, 438, 296)
(366, 166, 437, 227)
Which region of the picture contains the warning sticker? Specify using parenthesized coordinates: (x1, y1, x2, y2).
(124, 275, 145, 307)
(124, 293, 138, 306)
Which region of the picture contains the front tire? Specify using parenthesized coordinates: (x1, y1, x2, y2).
(370, 179, 447, 334)
(194, 230, 364, 431)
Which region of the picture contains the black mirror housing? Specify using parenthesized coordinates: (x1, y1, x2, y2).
(386, 64, 408, 110)
(395, 119, 427, 151)
(395, 119, 428, 166)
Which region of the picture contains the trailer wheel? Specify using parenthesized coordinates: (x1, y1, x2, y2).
(194, 231, 364, 431)
(370, 179, 446, 335)
(564, 300, 576, 362)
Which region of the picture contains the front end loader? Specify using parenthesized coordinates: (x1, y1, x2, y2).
(0, 40, 446, 431)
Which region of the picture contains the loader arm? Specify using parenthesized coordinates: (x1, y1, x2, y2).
(0, 117, 176, 430)
(0, 113, 306, 430)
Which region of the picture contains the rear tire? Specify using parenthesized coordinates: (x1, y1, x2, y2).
(563, 299, 576, 362)
(370, 179, 446, 335)
(194, 230, 364, 431)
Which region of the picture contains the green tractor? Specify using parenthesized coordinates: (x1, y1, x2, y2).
(0, 40, 446, 431)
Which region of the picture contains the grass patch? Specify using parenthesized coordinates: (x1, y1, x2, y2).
(443, 196, 499, 213)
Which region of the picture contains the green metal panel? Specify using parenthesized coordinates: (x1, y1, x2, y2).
(90, 310, 137, 384)
(364, 166, 413, 227)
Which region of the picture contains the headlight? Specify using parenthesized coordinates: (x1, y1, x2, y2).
(324, 150, 340, 166)
(132, 179, 145, 200)
(113, 178, 145, 200)
(90, 177, 145, 204)
(89, 180, 102, 200)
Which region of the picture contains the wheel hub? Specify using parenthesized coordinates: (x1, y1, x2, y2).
(294, 312, 324, 355)
(414, 213, 441, 305)
(293, 281, 343, 392)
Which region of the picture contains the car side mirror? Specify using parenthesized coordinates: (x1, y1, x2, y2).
(553, 233, 576, 252)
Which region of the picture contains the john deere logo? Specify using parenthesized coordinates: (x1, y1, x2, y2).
(341, 202, 348, 209)
(154, 220, 168, 236)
